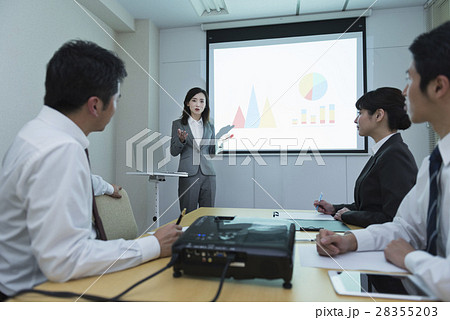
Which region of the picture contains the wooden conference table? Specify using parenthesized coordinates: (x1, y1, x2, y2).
(11, 207, 402, 302)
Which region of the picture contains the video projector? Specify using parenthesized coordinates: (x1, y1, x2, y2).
(172, 216, 295, 288)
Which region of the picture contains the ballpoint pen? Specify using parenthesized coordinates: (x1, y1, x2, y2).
(176, 208, 186, 225)
(315, 192, 323, 211)
(302, 227, 323, 231)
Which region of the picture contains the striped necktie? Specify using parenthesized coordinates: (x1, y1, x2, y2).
(426, 146, 442, 255)
(85, 149, 107, 240)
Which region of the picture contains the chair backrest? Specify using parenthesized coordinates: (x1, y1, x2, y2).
(95, 188, 138, 240)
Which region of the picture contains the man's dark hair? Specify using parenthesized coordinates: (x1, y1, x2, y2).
(44, 40, 127, 113)
(409, 21, 450, 93)
(180, 87, 210, 125)
(356, 87, 411, 131)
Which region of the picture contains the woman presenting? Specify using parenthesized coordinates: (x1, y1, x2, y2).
(171, 87, 217, 214)
(314, 87, 418, 227)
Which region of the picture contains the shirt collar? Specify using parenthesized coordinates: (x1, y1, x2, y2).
(38, 106, 89, 149)
(438, 132, 450, 166)
(188, 116, 203, 126)
(371, 132, 397, 155)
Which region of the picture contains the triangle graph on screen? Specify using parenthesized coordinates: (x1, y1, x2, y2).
(245, 86, 260, 128)
(233, 106, 245, 128)
(232, 86, 277, 129)
(260, 98, 276, 128)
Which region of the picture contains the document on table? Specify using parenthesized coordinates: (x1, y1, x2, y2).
(299, 245, 407, 274)
(272, 210, 334, 220)
(147, 226, 189, 235)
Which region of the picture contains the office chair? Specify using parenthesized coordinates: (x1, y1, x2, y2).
(95, 188, 138, 240)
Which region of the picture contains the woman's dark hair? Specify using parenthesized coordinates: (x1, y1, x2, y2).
(181, 87, 210, 125)
(44, 40, 127, 114)
(355, 87, 411, 130)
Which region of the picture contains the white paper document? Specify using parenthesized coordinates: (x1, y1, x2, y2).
(299, 245, 407, 274)
(147, 226, 189, 235)
(273, 210, 334, 221)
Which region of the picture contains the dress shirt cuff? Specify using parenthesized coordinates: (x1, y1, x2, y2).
(136, 235, 161, 262)
(404, 250, 430, 273)
(351, 229, 376, 251)
(105, 183, 114, 195)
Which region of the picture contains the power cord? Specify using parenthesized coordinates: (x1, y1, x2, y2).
(13, 288, 110, 301)
(13, 253, 179, 302)
(210, 253, 236, 302)
(13, 253, 236, 302)
(110, 253, 179, 301)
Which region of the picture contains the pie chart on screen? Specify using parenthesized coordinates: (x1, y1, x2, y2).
(299, 73, 328, 101)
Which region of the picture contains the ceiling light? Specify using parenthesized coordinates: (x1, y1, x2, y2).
(190, 0, 229, 16)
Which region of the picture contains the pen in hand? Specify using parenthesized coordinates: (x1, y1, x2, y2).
(176, 208, 186, 225)
(315, 192, 323, 211)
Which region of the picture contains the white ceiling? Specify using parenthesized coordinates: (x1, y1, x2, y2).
(115, 0, 428, 29)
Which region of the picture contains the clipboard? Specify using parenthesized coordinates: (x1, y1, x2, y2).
(292, 219, 350, 232)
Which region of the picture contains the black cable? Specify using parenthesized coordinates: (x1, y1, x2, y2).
(210, 253, 235, 302)
(110, 253, 179, 301)
(13, 253, 236, 302)
(13, 288, 110, 302)
(12, 253, 179, 302)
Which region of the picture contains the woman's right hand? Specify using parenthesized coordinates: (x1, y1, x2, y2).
(313, 199, 336, 215)
(177, 129, 188, 143)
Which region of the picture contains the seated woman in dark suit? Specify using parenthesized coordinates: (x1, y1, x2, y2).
(314, 87, 418, 227)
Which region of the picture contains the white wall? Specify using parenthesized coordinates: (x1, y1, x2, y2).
(0, 1, 160, 234)
(366, 6, 428, 166)
(157, 6, 427, 225)
(116, 19, 160, 232)
(0, 0, 117, 179)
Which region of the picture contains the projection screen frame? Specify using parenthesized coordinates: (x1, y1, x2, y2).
(207, 17, 368, 155)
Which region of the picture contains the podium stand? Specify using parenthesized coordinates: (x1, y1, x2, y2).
(126, 171, 188, 228)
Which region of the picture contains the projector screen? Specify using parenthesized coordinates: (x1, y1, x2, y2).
(207, 18, 367, 154)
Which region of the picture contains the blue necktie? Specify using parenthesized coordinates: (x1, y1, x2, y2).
(426, 146, 442, 255)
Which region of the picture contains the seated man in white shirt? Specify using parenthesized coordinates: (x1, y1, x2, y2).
(0, 40, 182, 300)
(316, 21, 450, 301)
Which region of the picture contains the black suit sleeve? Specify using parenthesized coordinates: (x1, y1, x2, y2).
(341, 209, 394, 228)
(341, 145, 417, 227)
(170, 120, 186, 157)
(333, 203, 357, 212)
(208, 123, 216, 156)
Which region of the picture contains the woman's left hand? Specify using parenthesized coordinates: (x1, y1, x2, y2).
(334, 207, 350, 221)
